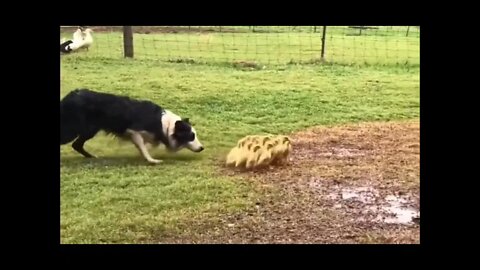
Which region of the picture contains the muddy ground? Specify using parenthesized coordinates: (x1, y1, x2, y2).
(157, 120, 420, 244)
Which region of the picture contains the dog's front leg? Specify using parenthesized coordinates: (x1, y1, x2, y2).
(129, 132, 163, 164)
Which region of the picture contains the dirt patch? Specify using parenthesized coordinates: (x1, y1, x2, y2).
(157, 120, 420, 244)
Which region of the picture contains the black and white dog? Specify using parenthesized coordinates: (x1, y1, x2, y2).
(60, 89, 204, 164)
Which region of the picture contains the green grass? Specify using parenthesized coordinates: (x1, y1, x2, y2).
(60, 26, 419, 66)
(60, 54, 419, 243)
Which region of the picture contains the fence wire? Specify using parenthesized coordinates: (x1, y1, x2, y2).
(60, 26, 419, 66)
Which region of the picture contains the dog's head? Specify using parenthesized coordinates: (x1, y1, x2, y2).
(169, 118, 204, 153)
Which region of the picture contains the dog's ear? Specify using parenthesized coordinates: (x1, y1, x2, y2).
(175, 120, 191, 131)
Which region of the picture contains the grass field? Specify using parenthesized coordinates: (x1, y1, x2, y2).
(60, 28, 419, 243)
(60, 26, 419, 66)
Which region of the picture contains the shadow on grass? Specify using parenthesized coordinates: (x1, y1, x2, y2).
(61, 153, 204, 168)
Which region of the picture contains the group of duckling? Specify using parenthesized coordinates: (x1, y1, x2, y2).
(226, 134, 292, 170)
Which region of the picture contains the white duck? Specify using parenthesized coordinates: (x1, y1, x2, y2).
(60, 27, 94, 53)
(80, 28, 94, 51)
(72, 27, 84, 43)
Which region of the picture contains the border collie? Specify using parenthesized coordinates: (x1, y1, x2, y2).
(60, 89, 204, 164)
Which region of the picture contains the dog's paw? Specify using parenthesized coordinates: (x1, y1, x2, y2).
(147, 159, 163, 164)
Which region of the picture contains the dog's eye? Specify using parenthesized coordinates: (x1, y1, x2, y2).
(189, 133, 195, 141)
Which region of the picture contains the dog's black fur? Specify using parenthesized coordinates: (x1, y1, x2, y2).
(60, 89, 199, 159)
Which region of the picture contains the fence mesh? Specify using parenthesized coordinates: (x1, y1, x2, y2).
(60, 26, 419, 66)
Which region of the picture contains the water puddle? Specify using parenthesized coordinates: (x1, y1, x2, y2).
(326, 186, 419, 225)
(376, 195, 419, 224)
(341, 186, 379, 203)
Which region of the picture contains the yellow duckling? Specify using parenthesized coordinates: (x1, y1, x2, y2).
(226, 146, 242, 167)
(235, 141, 256, 168)
(255, 142, 275, 168)
(245, 145, 262, 169)
(226, 134, 292, 169)
(278, 136, 292, 165)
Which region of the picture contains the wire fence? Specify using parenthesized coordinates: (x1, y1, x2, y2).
(60, 26, 420, 66)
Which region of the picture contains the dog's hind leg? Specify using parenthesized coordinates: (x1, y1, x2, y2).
(72, 128, 99, 158)
(60, 113, 81, 145)
(129, 131, 163, 164)
(60, 129, 78, 145)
